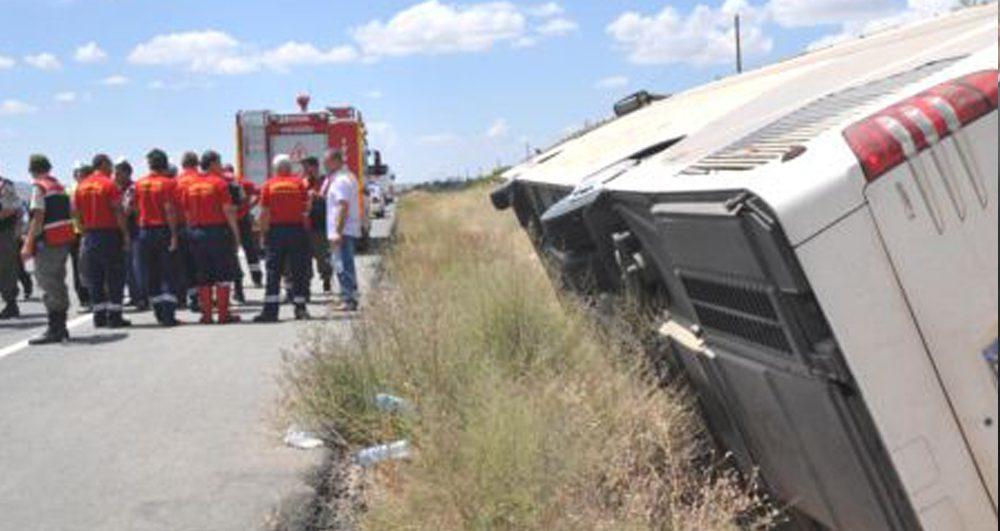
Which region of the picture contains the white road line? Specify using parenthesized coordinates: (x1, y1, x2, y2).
(0, 315, 92, 361)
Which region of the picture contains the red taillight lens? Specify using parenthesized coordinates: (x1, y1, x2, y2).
(960, 70, 1000, 106)
(844, 69, 998, 182)
(844, 119, 906, 180)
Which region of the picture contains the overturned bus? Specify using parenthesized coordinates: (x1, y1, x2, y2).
(493, 5, 998, 530)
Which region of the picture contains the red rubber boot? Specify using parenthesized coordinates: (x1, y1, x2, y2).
(216, 285, 240, 324)
(198, 287, 214, 324)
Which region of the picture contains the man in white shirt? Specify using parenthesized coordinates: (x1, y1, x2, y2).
(324, 149, 361, 311)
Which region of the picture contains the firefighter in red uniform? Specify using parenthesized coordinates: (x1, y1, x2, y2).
(74, 154, 131, 328)
(180, 150, 242, 324)
(21, 155, 76, 344)
(222, 164, 261, 303)
(174, 152, 202, 310)
(134, 149, 180, 326)
(253, 155, 310, 322)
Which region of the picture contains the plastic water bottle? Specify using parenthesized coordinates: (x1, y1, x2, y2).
(356, 440, 411, 467)
(374, 393, 412, 414)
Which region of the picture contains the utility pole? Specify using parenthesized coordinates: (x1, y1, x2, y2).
(734, 14, 743, 74)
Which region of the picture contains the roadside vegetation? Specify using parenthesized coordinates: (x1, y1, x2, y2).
(281, 183, 773, 530)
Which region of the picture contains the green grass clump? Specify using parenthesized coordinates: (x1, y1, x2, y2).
(282, 186, 771, 530)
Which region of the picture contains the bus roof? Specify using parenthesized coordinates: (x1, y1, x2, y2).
(510, 3, 997, 194)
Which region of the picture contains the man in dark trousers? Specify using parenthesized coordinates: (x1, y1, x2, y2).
(301, 156, 333, 293)
(179, 150, 242, 324)
(173, 152, 202, 310)
(68, 163, 92, 311)
(134, 149, 180, 326)
(253, 155, 310, 322)
(222, 164, 260, 303)
(75, 154, 131, 328)
(21, 155, 76, 344)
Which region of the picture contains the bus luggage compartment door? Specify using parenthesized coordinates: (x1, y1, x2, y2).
(626, 192, 918, 530)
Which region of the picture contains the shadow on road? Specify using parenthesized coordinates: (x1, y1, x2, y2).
(68, 333, 129, 345)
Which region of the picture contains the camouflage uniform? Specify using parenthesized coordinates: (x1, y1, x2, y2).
(0, 176, 22, 318)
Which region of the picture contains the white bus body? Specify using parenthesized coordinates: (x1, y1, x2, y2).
(494, 5, 998, 529)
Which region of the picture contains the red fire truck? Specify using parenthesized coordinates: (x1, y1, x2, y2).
(235, 93, 370, 239)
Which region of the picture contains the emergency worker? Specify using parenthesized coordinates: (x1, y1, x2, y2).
(222, 164, 261, 303)
(21, 155, 75, 344)
(135, 149, 180, 326)
(0, 168, 23, 319)
(254, 155, 310, 322)
(180, 150, 242, 324)
(69, 163, 91, 310)
(301, 156, 333, 293)
(174, 152, 202, 310)
(75, 154, 131, 328)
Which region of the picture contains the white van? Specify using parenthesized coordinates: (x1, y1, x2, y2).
(494, 5, 998, 530)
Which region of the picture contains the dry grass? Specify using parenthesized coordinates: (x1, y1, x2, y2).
(282, 184, 774, 530)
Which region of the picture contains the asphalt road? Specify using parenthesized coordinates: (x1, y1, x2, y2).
(0, 211, 393, 531)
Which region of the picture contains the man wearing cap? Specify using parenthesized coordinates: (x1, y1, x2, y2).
(179, 150, 242, 324)
(21, 155, 75, 344)
(325, 149, 361, 311)
(135, 149, 181, 326)
(0, 163, 24, 319)
(253, 155, 310, 322)
(75, 154, 131, 328)
(301, 156, 333, 294)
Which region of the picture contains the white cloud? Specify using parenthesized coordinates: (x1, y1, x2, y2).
(804, 0, 969, 50)
(0, 55, 14, 69)
(128, 3, 575, 72)
(537, 17, 578, 36)
(74, 41, 108, 63)
(0, 99, 38, 115)
(128, 30, 359, 74)
(527, 2, 564, 18)
(595, 75, 629, 89)
(366, 89, 383, 99)
(101, 74, 130, 86)
(128, 30, 250, 73)
(486, 118, 509, 138)
(257, 42, 358, 71)
(608, 2, 772, 66)
(24, 52, 61, 70)
(768, 0, 896, 27)
(54, 91, 77, 103)
(351, 0, 527, 58)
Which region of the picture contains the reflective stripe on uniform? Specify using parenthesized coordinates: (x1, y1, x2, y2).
(43, 219, 74, 230)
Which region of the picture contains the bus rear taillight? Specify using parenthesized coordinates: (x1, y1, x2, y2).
(844, 69, 998, 182)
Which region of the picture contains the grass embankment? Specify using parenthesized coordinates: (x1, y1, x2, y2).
(283, 185, 770, 529)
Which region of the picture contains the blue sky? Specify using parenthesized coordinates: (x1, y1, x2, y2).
(0, 0, 974, 183)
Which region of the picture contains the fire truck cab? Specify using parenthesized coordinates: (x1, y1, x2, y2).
(236, 94, 371, 242)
